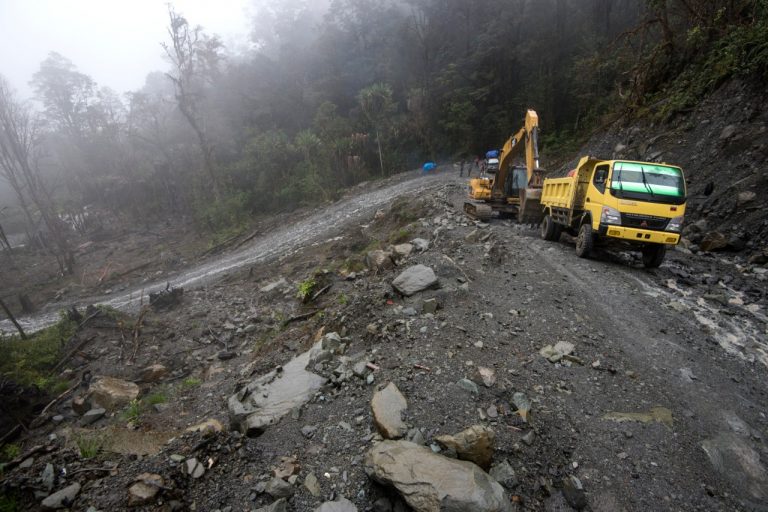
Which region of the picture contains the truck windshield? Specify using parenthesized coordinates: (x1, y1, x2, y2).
(611, 162, 685, 204)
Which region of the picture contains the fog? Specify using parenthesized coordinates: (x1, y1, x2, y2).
(0, 0, 253, 98)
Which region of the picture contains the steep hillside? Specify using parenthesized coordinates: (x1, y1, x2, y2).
(567, 79, 768, 260)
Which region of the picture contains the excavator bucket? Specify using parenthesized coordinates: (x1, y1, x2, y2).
(518, 187, 543, 224)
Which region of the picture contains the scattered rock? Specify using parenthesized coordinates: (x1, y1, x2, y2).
(393, 243, 414, 258)
(88, 377, 140, 411)
(392, 265, 439, 296)
(489, 460, 518, 490)
(314, 497, 358, 512)
(71, 396, 90, 416)
(255, 498, 289, 512)
(562, 475, 587, 510)
(366, 250, 395, 271)
(602, 406, 673, 428)
(273, 456, 300, 480)
(456, 378, 479, 395)
(41, 463, 55, 491)
(738, 191, 756, 205)
(719, 124, 737, 140)
(365, 440, 511, 512)
(478, 367, 496, 387)
(435, 425, 495, 469)
(41, 483, 80, 509)
(79, 408, 106, 426)
(260, 278, 288, 293)
(304, 472, 322, 497)
(371, 382, 408, 439)
(421, 298, 438, 314)
(539, 341, 575, 363)
(183, 458, 206, 479)
(139, 364, 168, 382)
(521, 430, 535, 446)
(512, 392, 531, 422)
(128, 473, 164, 506)
(265, 477, 294, 499)
(411, 238, 430, 252)
(186, 418, 224, 434)
(700, 232, 728, 252)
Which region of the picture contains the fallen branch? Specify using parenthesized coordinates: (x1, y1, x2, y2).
(441, 255, 472, 283)
(365, 362, 380, 371)
(2, 444, 44, 472)
(282, 310, 321, 327)
(414, 364, 431, 372)
(310, 284, 332, 302)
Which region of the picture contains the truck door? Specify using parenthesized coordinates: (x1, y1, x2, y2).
(585, 164, 610, 228)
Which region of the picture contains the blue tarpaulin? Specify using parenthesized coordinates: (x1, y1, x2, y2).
(422, 162, 437, 172)
(485, 150, 499, 159)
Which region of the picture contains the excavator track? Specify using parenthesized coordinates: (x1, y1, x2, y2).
(464, 201, 493, 222)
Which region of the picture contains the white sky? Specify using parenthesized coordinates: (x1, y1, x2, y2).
(0, 0, 253, 99)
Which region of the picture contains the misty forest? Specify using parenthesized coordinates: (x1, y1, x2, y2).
(2, 1, 768, 511)
(1, 0, 764, 277)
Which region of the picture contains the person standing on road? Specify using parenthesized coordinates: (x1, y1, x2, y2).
(459, 160, 466, 177)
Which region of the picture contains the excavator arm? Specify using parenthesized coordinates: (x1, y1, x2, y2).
(491, 109, 541, 200)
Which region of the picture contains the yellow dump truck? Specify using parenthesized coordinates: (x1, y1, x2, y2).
(539, 156, 686, 268)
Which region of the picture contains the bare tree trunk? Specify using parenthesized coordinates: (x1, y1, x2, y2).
(375, 128, 385, 177)
(0, 298, 26, 339)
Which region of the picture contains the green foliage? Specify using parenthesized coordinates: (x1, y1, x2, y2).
(123, 398, 142, 424)
(195, 192, 250, 236)
(181, 377, 202, 389)
(388, 227, 412, 244)
(145, 392, 167, 405)
(297, 277, 318, 302)
(0, 444, 20, 462)
(74, 433, 102, 459)
(337, 292, 349, 305)
(0, 492, 18, 512)
(0, 315, 77, 390)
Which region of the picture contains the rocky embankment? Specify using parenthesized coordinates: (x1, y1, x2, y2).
(1, 178, 767, 511)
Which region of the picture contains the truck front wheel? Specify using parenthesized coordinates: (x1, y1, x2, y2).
(642, 244, 666, 268)
(575, 223, 594, 258)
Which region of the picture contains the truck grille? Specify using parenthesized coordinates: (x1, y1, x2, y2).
(620, 213, 669, 231)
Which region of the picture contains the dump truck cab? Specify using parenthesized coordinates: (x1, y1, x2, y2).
(540, 156, 686, 268)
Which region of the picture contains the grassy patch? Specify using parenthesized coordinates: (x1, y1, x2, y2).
(0, 444, 20, 462)
(296, 277, 318, 302)
(0, 315, 77, 391)
(74, 433, 103, 459)
(181, 377, 202, 389)
(388, 227, 413, 244)
(337, 292, 349, 305)
(145, 391, 167, 406)
(123, 398, 142, 425)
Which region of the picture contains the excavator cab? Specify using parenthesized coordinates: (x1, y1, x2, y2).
(504, 166, 528, 197)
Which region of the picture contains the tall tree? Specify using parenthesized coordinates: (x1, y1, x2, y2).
(162, 5, 224, 200)
(358, 83, 396, 176)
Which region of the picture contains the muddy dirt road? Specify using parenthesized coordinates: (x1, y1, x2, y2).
(0, 170, 452, 335)
(2, 174, 766, 511)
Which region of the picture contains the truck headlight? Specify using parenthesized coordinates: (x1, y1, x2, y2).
(666, 215, 684, 232)
(600, 206, 621, 225)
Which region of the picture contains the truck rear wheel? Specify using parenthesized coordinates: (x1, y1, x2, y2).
(575, 223, 594, 258)
(642, 244, 666, 268)
(540, 215, 556, 241)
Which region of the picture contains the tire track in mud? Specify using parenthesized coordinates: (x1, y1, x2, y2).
(1, 172, 454, 335)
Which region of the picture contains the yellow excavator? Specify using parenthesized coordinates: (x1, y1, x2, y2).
(464, 109, 545, 223)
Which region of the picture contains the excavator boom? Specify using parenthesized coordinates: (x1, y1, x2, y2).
(465, 109, 545, 223)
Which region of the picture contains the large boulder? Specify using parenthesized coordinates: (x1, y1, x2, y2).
(365, 441, 511, 512)
(41, 483, 80, 509)
(435, 425, 495, 470)
(392, 265, 438, 296)
(89, 377, 140, 411)
(228, 348, 327, 436)
(371, 382, 408, 439)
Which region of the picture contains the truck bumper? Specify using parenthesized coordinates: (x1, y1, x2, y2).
(601, 225, 680, 245)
